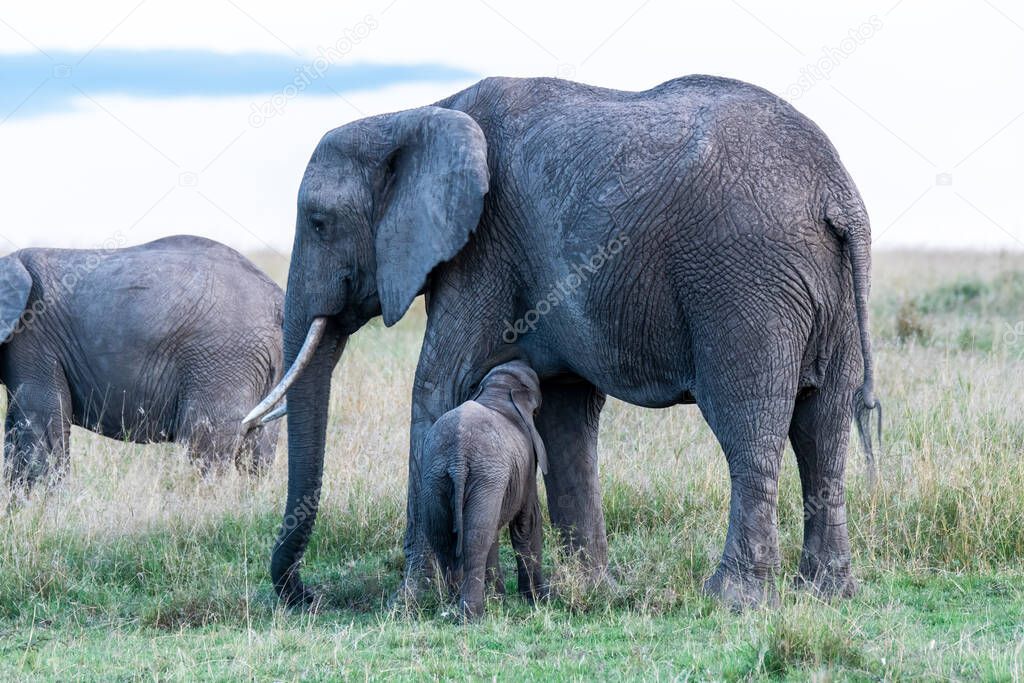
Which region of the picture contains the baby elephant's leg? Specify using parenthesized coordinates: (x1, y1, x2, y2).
(485, 540, 505, 596)
(458, 487, 506, 619)
(459, 527, 495, 619)
(510, 495, 545, 603)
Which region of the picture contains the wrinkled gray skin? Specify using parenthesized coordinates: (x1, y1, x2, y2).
(0, 235, 283, 488)
(267, 75, 879, 610)
(419, 359, 547, 619)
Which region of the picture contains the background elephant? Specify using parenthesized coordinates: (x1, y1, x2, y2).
(0, 235, 283, 487)
(419, 358, 547, 619)
(247, 74, 880, 609)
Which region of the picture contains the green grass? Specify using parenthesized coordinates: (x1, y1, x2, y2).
(5, 571, 1022, 680)
(3, 251, 1024, 680)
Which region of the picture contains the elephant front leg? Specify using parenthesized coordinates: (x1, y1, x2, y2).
(4, 384, 72, 491)
(510, 495, 545, 603)
(535, 380, 611, 584)
(396, 392, 447, 605)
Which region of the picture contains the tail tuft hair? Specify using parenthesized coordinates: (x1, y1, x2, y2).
(853, 384, 882, 488)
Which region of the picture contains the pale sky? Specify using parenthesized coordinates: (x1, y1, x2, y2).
(1, 0, 1022, 259)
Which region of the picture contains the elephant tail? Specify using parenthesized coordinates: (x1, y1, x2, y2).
(825, 190, 882, 486)
(448, 451, 469, 561)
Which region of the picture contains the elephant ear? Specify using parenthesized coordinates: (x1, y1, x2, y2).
(375, 106, 489, 326)
(510, 389, 548, 476)
(0, 255, 31, 343)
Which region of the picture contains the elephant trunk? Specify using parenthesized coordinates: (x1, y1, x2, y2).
(270, 309, 347, 606)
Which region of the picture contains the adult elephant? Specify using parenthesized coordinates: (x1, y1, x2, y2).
(245, 75, 880, 609)
(1, 235, 284, 487)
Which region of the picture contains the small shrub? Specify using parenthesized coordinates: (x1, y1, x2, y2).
(895, 301, 930, 344)
(917, 278, 987, 314)
(956, 324, 994, 353)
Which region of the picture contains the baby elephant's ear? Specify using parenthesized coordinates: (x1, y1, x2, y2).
(0, 255, 31, 343)
(510, 389, 548, 476)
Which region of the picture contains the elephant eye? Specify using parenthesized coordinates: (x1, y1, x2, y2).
(309, 214, 333, 241)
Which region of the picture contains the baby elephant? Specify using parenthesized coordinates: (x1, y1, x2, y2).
(419, 359, 548, 619)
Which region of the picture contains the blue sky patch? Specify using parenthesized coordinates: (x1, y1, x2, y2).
(0, 49, 475, 119)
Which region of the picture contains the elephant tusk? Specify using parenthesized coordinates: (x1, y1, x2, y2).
(260, 401, 288, 424)
(241, 317, 328, 429)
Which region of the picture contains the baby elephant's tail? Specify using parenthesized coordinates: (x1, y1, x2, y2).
(448, 455, 468, 561)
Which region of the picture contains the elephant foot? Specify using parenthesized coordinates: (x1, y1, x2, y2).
(591, 568, 619, 592)
(458, 598, 484, 622)
(388, 574, 425, 613)
(703, 565, 780, 612)
(517, 581, 551, 605)
(458, 582, 487, 621)
(276, 576, 319, 610)
(793, 559, 858, 599)
(389, 544, 441, 611)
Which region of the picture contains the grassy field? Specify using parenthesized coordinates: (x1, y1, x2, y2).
(2, 251, 1024, 680)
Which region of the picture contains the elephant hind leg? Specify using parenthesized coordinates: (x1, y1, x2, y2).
(789, 349, 858, 598)
(458, 494, 505, 620)
(178, 380, 278, 475)
(234, 421, 280, 476)
(177, 411, 241, 475)
(695, 338, 801, 610)
(4, 381, 72, 491)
